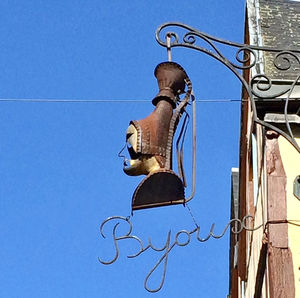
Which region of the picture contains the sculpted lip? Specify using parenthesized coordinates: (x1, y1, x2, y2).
(118, 136, 141, 173)
(123, 158, 129, 167)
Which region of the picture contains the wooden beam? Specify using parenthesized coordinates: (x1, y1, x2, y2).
(265, 130, 295, 298)
(254, 240, 268, 298)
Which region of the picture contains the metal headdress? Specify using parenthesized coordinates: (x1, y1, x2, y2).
(121, 61, 194, 211)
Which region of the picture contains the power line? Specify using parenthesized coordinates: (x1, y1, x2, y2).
(0, 98, 298, 103)
(0, 98, 244, 103)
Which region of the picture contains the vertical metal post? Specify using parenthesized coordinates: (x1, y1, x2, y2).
(186, 92, 196, 202)
(166, 33, 172, 62)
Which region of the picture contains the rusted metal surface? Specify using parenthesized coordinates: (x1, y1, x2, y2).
(153, 62, 187, 107)
(123, 62, 189, 174)
(120, 61, 193, 211)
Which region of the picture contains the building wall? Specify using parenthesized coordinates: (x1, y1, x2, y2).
(243, 124, 269, 298)
(229, 1, 300, 297)
(238, 127, 299, 298)
(278, 134, 300, 297)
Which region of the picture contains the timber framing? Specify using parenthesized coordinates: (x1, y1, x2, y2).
(265, 130, 295, 298)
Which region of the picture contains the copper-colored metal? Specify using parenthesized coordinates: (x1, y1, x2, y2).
(130, 99, 173, 169)
(152, 62, 187, 107)
(121, 61, 191, 211)
(129, 62, 188, 168)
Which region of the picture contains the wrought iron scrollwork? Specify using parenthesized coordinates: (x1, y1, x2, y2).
(99, 215, 263, 293)
(156, 22, 300, 153)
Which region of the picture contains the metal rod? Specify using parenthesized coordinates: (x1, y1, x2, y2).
(186, 92, 196, 203)
(166, 33, 172, 62)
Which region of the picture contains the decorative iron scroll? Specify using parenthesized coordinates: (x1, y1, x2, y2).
(98, 215, 262, 293)
(156, 22, 300, 153)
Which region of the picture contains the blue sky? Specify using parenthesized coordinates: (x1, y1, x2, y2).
(0, 1, 245, 297)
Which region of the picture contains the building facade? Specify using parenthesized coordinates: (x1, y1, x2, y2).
(229, 1, 300, 297)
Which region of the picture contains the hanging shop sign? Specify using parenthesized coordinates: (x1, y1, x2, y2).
(99, 22, 300, 293)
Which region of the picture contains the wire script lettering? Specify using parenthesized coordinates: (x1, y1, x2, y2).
(98, 215, 262, 292)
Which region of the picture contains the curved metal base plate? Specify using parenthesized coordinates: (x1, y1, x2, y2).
(132, 169, 185, 211)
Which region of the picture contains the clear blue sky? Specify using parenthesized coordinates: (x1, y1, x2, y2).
(0, 1, 245, 297)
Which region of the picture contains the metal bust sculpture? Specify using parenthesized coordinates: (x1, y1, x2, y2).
(120, 61, 193, 211)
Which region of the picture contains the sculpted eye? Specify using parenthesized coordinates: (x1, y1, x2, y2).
(127, 146, 140, 160)
(126, 132, 133, 141)
(126, 133, 140, 159)
(126, 132, 134, 149)
(125, 124, 138, 158)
